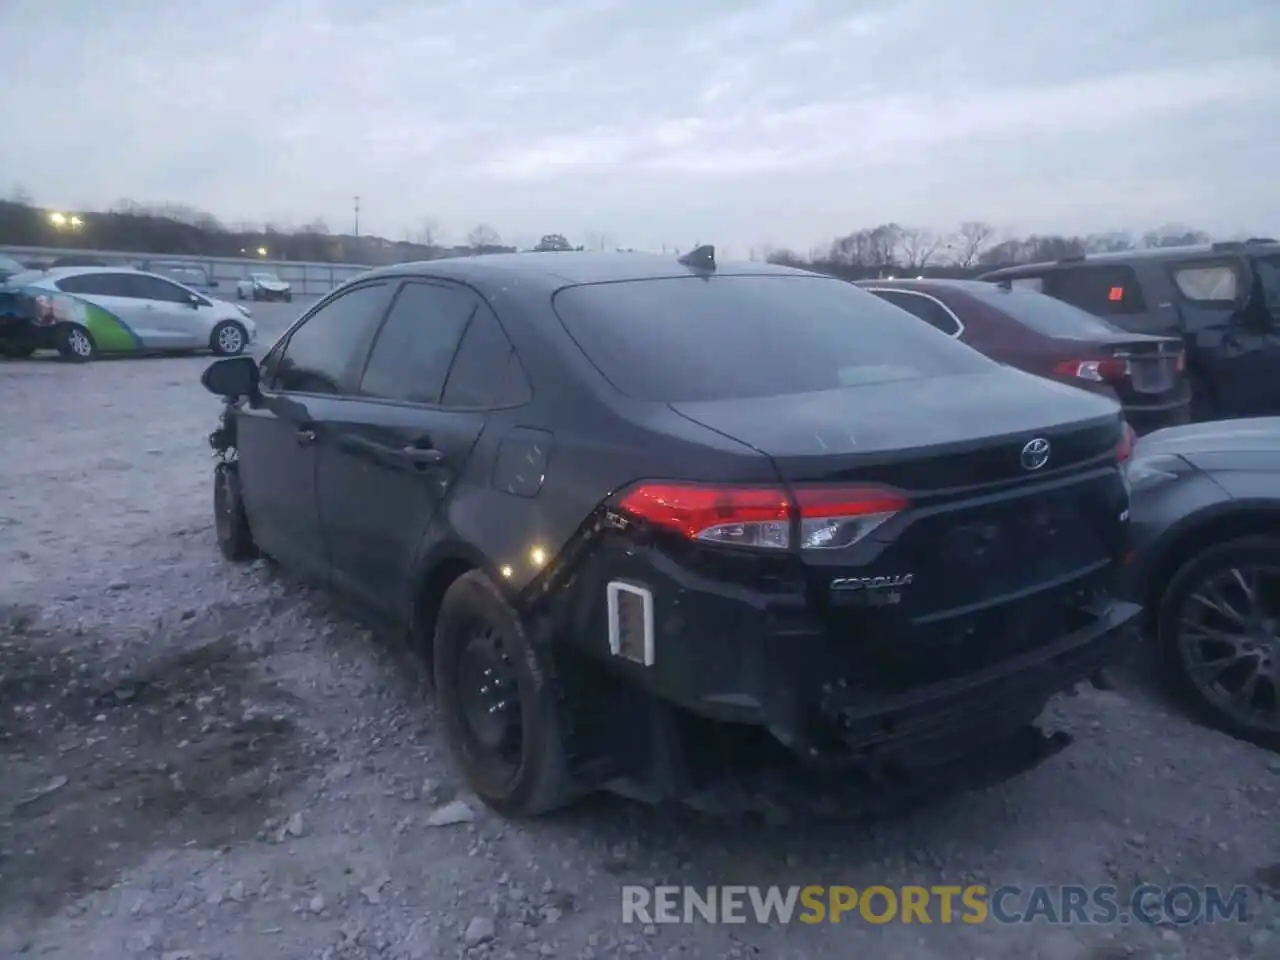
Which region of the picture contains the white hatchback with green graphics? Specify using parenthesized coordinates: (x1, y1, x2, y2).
(6, 266, 256, 361)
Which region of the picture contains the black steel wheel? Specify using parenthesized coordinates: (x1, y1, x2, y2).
(213, 462, 258, 562)
(1156, 536, 1280, 750)
(434, 570, 576, 817)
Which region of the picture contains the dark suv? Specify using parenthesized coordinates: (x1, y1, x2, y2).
(980, 240, 1280, 421)
(200, 249, 1141, 817)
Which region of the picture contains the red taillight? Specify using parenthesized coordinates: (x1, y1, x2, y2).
(615, 484, 790, 546)
(1116, 423, 1136, 464)
(1053, 358, 1129, 383)
(1174, 351, 1186, 372)
(614, 482, 909, 550)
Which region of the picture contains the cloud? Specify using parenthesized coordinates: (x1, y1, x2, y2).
(1, 0, 1277, 250)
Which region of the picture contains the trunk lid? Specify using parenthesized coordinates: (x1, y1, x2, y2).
(669, 368, 1122, 489)
(670, 368, 1129, 682)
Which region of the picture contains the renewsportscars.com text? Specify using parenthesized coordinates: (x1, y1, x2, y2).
(621, 884, 1251, 926)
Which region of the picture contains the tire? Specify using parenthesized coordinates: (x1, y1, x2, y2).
(213, 462, 258, 562)
(210, 320, 248, 356)
(285, 293, 292, 303)
(237, 289, 245, 301)
(434, 571, 576, 817)
(1154, 535, 1280, 751)
(57, 323, 96, 362)
(1, 341, 35, 359)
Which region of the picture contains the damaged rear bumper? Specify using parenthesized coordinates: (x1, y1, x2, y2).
(807, 597, 1141, 769)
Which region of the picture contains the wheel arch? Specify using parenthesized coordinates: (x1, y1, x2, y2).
(409, 540, 513, 668)
(1141, 501, 1280, 634)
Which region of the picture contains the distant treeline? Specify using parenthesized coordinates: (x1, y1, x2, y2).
(758, 220, 1237, 278)
(0, 192, 1246, 272)
(0, 198, 513, 265)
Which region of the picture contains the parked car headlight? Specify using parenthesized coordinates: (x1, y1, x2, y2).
(1125, 453, 1190, 493)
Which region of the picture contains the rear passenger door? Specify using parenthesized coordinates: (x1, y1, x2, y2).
(55, 272, 149, 336)
(315, 279, 528, 618)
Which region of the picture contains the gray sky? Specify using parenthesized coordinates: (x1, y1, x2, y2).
(3, 0, 1277, 253)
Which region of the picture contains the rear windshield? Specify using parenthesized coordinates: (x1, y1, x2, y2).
(552, 274, 993, 402)
(967, 283, 1124, 338)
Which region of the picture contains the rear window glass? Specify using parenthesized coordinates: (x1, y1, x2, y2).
(551, 275, 993, 403)
(1045, 265, 1146, 315)
(1173, 263, 1239, 302)
(962, 284, 1124, 338)
(1007, 276, 1045, 293)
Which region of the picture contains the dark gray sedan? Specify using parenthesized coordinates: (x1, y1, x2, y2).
(1123, 418, 1280, 749)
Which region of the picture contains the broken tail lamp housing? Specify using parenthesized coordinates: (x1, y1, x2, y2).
(614, 482, 909, 551)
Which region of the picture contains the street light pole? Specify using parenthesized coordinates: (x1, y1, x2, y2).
(354, 196, 360, 239)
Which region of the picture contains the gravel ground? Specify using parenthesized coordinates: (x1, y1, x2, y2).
(2, 305, 1279, 960)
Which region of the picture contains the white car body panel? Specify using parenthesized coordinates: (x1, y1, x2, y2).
(24, 268, 256, 352)
(236, 273, 291, 298)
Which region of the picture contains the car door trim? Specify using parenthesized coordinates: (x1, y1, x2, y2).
(862, 287, 966, 338)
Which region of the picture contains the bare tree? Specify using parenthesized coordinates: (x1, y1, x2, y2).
(467, 223, 501, 250)
(413, 217, 439, 247)
(897, 227, 943, 270)
(954, 221, 995, 268)
(534, 233, 573, 252)
(766, 248, 806, 267)
(8, 184, 34, 205)
(583, 230, 614, 251)
(301, 218, 330, 235)
(1084, 231, 1133, 254)
(1141, 224, 1211, 248)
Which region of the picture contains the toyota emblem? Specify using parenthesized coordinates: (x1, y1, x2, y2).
(1021, 437, 1051, 471)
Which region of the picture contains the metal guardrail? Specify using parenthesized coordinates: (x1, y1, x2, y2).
(0, 244, 373, 297)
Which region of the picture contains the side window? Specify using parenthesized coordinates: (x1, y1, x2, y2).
(55, 275, 93, 294)
(125, 275, 190, 303)
(442, 303, 532, 407)
(56, 273, 130, 297)
(869, 290, 961, 336)
(273, 283, 391, 395)
(358, 282, 478, 404)
(1044, 266, 1146, 316)
(1171, 262, 1240, 303)
(1007, 276, 1044, 293)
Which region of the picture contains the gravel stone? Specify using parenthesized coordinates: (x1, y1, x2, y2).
(0, 312, 1275, 960)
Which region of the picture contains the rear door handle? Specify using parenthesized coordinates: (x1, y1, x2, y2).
(338, 435, 444, 468)
(398, 445, 444, 466)
(297, 427, 317, 446)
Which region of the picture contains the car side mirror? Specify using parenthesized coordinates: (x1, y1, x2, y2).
(201, 356, 260, 399)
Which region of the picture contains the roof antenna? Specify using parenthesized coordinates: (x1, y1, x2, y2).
(678, 244, 715, 271)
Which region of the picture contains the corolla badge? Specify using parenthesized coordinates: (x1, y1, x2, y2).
(830, 574, 914, 606)
(1020, 437, 1051, 471)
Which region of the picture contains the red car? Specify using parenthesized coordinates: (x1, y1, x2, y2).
(858, 279, 1191, 435)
